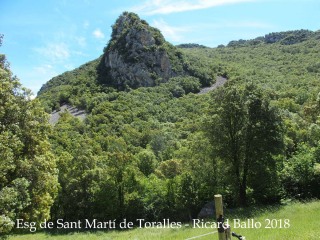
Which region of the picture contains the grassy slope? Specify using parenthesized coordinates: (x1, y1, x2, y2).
(9, 201, 320, 240)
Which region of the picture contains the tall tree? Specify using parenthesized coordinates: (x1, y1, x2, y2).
(0, 36, 58, 236)
(207, 82, 283, 206)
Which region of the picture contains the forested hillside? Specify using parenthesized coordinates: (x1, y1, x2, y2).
(2, 12, 320, 236)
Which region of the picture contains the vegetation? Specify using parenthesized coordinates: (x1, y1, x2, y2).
(0, 35, 58, 238)
(227, 29, 320, 47)
(7, 201, 320, 240)
(176, 43, 208, 48)
(1, 13, 320, 239)
(207, 83, 283, 206)
(35, 25, 320, 224)
(38, 12, 217, 105)
(102, 12, 190, 89)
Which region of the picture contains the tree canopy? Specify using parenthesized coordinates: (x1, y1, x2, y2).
(0, 37, 58, 237)
(207, 82, 283, 206)
(1, 20, 320, 235)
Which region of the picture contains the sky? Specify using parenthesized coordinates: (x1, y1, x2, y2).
(1, 0, 319, 96)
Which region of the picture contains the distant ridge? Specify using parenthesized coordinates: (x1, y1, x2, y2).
(227, 29, 320, 47)
(37, 12, 319, 113)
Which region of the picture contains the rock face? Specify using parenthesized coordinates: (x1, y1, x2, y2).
(103, 12, 184, 89)
(49, 104, 86, 125)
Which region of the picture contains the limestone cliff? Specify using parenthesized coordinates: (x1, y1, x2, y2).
(103, 12, 185, 89)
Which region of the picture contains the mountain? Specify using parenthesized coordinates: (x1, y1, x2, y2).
(34, 12, 320, 224)
(103, 12, 187, 89)
(37, 12, 216, 112)
(226, 29, 320, 47)
(37, 12, 320, 115)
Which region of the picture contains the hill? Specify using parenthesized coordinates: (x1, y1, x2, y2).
(34, 11, 320, 232)
(38, 12, 216, 112)
(103, 12, 186, 89)
(226, 29, 320, 47)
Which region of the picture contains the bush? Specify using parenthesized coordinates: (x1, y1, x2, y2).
(281, 144, 320, 198)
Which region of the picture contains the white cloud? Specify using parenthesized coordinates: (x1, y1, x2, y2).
(131, 0, 255, 15)
(33, 64, 55, 75)
(75, 36, 87, 47)
(32, 64, 58, 85)
(93, 29, 105, 39)
(152, 19, 189, 42)
(35, 43, 70, 62)
(151, 18, 271, 44)
(83, 20, 90, 29)
(189, 20, 274, 32)
(222, 21, 273, 29)
(73, 50, 87, 57)
(64, 64, 75, 70)
(25, 64, 58, 95)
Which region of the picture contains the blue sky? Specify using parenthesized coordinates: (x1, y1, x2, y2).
(1, 0, 319, 96)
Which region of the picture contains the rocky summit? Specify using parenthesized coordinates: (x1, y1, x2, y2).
(103, 12, 185, 89)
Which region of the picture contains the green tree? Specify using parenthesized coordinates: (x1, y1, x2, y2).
(107, 149, 143, 221)
(207, 83, 283, 206)
(136, 149, 157, 176)
(179, 172, 199, 219)
(281, 143, 320, 198)
(0, 37, 58, 236)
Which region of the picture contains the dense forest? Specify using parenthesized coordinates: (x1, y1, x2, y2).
(1, 12, 320, 237)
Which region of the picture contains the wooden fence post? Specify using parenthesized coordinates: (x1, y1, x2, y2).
(214, 194, 231, 240)
(226, 225, 231, 240)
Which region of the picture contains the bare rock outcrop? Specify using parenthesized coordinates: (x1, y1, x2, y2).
(103, 12, 184, 89)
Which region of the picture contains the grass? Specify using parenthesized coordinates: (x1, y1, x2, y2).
(8, 200, 320, 240)
(230, 200, 320, 240)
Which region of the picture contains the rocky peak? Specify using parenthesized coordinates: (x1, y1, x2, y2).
(103, 12, 185, 89)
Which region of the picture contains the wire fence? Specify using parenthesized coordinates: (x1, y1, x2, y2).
(185, 230, 218, 240)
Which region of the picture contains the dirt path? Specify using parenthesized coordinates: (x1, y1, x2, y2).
(198, 76, 227, 94)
